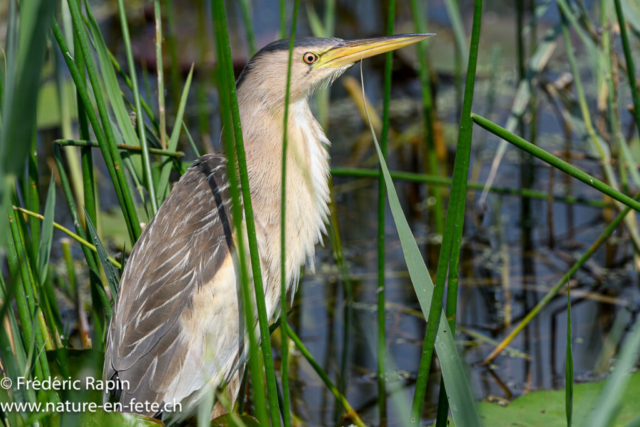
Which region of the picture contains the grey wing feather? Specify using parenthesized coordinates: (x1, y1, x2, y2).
(103, 154, 234, 415)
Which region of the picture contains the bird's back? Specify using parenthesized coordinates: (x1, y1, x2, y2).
(103, 154, 238, 419)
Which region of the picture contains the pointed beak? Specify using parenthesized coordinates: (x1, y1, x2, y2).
(312, 33, 434, 70)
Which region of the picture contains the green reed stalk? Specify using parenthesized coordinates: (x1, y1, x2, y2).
(8, 206, 50, 381)
(280, 1, 300, 425)
(163, 0, 182, 114)
(212, 1, 282, 423)
(53, 9, 141, 242)
(239, 0, 257, 55)
(0, 0, 54, 241)
(601, 3, 640, 197)
(56, 140, 183, 158)
(15, 207, 121, 269)
(286, 325, 366, 427)
(559, 8, 613, 175)
(614, 0, 640, 133)
(331, 168, 611, 208)
(558, 2, 640, 258)
(516, 0, 525, 138)
(73, 21, 98, 238)
(117, 0, 158, 215)
(218, 65, 268, 427)
(378, 0, 395, 424)
(361, 65, 480, 426)
(24, 138, 40, 255)
(566, 284, 573, 426)
(0, 273, 34, 410)
(409, 0, 444, 234)
(108, 52, 160, 132)
(483, 189, 640, 363)
(53, 145, 111, 345)
(410, 1, 483, 424)
(325, 178, 354, 424)
(154, 0, 168, 151)
(279, 0, 287, 39)
(61, 239, 77, 298)
(6, 210, 43, 381)
(211, 0, 270, 423)
(472, 114, 640, 212)
(585, 315, 640, 426)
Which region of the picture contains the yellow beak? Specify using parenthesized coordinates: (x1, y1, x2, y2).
(312, 33, 434, 70)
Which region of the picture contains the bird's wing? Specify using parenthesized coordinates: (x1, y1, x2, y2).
(103, 154, 235, 414)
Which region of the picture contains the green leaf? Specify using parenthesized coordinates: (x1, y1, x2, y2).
(77, 410, 163, 426)
(364, 72, 481, 427)
(621, 0, 640, 37)
(84, 208, 120, 300)
(0, 0, 55, 247)
(464, 372, 640, 426)
(157, 66, 194, 204)
(46, 349, 104, 387)
(37, 174, 56, 285)
(566, 285, 573, 426)
(83, 2, 140, 150)
(443, 0, 469, 66)
(306, 5, 326, 37)
(586, 317, 640, 427)
(211, 414, 261, 427)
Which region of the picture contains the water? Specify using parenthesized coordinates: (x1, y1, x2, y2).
(36, 0, 640, 425)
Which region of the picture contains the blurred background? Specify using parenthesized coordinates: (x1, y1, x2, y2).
(2, 0, 640, 425)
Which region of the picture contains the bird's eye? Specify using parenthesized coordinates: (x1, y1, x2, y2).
(303, 52, 318, 65)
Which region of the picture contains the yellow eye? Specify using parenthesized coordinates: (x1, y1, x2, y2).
(303, 52, 318, 65)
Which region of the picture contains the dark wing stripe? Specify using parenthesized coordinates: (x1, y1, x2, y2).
(103, 154, 234, 415)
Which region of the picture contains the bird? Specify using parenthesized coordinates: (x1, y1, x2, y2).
(103, 33, 432, 422)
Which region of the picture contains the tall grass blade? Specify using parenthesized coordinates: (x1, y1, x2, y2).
(621, 0, 640, 36)
(0, 250, 36, 410)
(53, 145, 112, 334)
(360, 64, 481, 427)
(566, 285, 573, 426)
(443, 0, 468, 66)
(280, 1, 301, 425)
(614, 0, 640, 133)
(586, 317, 640, 427)
(472, 114, 640, 213)
(83, 2, 144, 179)
(8, 204, 51, 380)
(0, 0, 55, 239)
(409, 0, 445, 234)
(154, 0, 168, 150)
(84, 208, 119, 301)
(157, 66, 194, 203)
(378, 0, 396, 423)
(56, 139, 183, 158)
(211, 1, 282, 424)
(331, 167, 612, 208)
(15, 206, 122, 269)
(116, 0, 158, 214)
(285, 325, 366, 427)
(239, 0, 257, 55)
(37, 176, 56, 286)
(432, 1, 484, 423)
(57, 2, 142, 242)
(211, 0, 268, 423)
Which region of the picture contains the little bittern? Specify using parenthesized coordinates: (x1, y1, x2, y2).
(103, 33, 431, 421)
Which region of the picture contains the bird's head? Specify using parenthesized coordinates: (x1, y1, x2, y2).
(236, 34, 433, 107)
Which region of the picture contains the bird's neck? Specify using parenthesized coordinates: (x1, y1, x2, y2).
(237, 91, 331, 302)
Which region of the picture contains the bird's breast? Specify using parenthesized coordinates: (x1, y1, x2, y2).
(244, 100, 331, 314)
